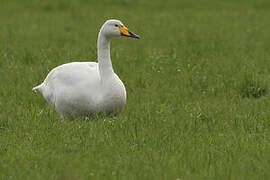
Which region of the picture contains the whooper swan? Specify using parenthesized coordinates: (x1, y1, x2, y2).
(32, 19, 140, 119)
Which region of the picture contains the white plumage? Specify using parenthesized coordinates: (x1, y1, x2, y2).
(32, 19, 140, 119)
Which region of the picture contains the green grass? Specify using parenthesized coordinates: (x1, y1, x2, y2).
(0, 0, 270, 179)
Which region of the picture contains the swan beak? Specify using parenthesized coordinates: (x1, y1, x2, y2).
(120, 26, 140, 39)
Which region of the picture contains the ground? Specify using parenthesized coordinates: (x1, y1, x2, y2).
(0, 0, 269, 179)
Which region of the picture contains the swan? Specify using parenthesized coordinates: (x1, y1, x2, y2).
(32, 19, 140, 119)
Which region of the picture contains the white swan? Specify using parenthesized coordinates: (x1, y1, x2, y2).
(32, 19, 140, 118)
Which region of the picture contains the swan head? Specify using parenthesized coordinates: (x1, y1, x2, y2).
(100, 19, 140, 39)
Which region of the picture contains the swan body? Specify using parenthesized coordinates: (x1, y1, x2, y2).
(33, 19, 139, 118)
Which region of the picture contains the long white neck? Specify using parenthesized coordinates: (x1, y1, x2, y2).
(97, 31, 114, 82)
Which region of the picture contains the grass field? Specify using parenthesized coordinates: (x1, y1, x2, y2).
(0, 0, 270, 179)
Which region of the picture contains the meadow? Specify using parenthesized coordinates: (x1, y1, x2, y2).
(0, 0, 270, 179)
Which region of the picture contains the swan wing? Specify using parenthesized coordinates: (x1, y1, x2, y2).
(37, 62, 101, 112)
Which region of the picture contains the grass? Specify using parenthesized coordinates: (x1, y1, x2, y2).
(0, 0, 270, 179)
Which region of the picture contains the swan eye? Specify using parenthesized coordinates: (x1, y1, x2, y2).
(114, 24, 118, 27)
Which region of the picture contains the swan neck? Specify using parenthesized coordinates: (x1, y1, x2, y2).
(97, 32, 114, 80)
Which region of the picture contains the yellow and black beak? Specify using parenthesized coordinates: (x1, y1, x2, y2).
(119, 26, 140, 39)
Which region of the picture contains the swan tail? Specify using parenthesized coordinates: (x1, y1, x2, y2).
(32, 83, 44, 92)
